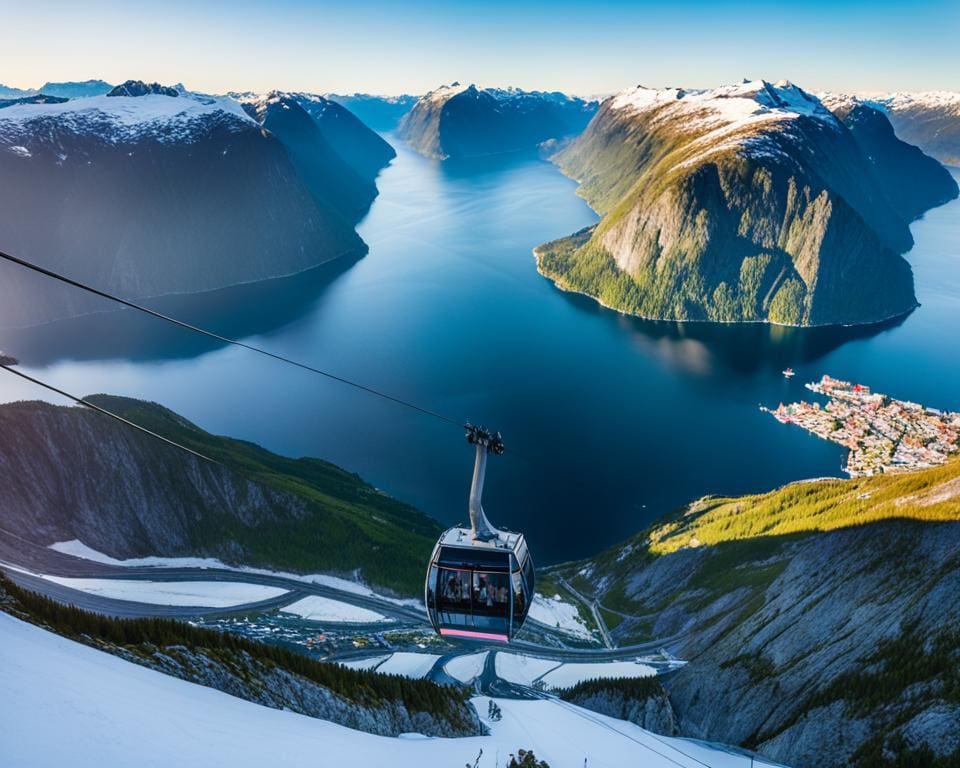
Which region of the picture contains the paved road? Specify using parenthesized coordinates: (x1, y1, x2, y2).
(0, 525, 685, 663)
(2, 568, 313, 619)
(559, 575, 615, 649)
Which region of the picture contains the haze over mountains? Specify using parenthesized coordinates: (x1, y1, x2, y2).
(398, 83, 598, 159)
(860, 91, 960, 168)
(325, 93, 419, 131)
(537, 79, 957, 327)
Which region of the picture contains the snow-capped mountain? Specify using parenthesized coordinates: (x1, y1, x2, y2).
(0, 83, 36, 98)
(0, 84, 256, 146)
(235, 90, 393, 222)
(398, 82, 598, 159)
(536, 79, 956, 326)
(819, 93, 958, 219)
(0, 79, 113, 99)
(38, 79, 114, 98)
(325, 92, 419, 131)
(850, 91, 960, 167)
(0, 80, 384, 327)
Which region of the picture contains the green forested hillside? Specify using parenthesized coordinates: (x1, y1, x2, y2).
(0, 396, 441, 595)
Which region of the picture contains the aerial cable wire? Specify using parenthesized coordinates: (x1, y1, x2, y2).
(0, 249, 465, 429)
(0, 362, 219, 465)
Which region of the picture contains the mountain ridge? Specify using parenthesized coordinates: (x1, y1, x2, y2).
(549, 456, 960, 767)
(536, 79, 957, 327)
(0, 396, 440, 595)
(398, 82, 597, 159)
(0, 81, 392, 327)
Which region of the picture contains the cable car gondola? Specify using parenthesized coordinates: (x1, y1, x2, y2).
(425, 424, 534, 642)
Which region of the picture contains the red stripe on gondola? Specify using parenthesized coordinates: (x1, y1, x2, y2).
(439, 628, 509, 642)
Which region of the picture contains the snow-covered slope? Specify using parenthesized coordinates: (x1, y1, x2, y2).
(0, 90, 255, 145)
(0, 612, 772, 767)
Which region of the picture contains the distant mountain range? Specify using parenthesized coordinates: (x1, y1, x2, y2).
(0, 80, 393, 327)
(0, 79, 113, 99)
(325, 93, 419, 131)
(235, 91, 395, 222)
(536, 80, 958, 327)
(398, 83, 598, 159)
(856, 91, 960, 167)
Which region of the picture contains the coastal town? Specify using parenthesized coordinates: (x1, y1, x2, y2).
(762, 375, 960, 476)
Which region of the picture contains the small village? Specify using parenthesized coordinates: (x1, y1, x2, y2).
(762, 374, 960, 476)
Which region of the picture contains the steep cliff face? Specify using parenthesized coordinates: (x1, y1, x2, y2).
(0, 83, 390, 327)
(289, 93, 397, 178)
(398, 83, 597, 159)
(0, 397, 440, 594)
(538, 80, 957, 326)
(821, 94, 959, 219)
(550, 459, 960, 767)
(866, 91, 960, 168)
(238, 91, 382, 223)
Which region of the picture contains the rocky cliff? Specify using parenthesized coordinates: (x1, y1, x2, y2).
(537, 80, 958, 326)
(398, 83, 597, 159)
(0, 396, 440, 595)
(550, 458, 960, 767)
(864, 91, 960, 168)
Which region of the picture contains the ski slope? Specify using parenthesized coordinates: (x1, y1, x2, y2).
(0, 613, 781, 767)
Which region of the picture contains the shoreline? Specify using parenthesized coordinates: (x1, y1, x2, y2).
(532, 246, 920, 331)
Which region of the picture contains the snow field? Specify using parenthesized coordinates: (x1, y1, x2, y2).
(0, 613, 777, 768)
(444, 652, 489, 683)
(528, 592, 593, 639)
(47, 539, 423, 609)
(494, 652, 562, 686)
(374, 652, 442, 679)
(280, 595, 390, 623)
(339, 655, 391, 671)
(540, 660, 657, 689)
(41, 576, 287, 607)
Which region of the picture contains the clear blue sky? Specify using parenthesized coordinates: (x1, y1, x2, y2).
(2, 0, 957, 96)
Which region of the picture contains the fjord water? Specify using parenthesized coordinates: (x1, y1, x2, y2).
(3, 145, 958, 564)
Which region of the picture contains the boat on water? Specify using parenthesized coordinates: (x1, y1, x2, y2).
(783, 368, 795, 378)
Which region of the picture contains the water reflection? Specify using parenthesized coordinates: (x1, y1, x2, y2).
(0, 254, 360, 367)
(555, 290, 908, 376)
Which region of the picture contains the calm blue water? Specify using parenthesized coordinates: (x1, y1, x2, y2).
(1, 143, 958, 564)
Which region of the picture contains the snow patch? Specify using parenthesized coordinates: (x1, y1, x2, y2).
(494, 652, 562, 686)
(374, 652, 441, 679)
(444, 652, 489, 683)
(280, 595, 390, 624)
(39, 577, 287, 608)
(47, 540, 422, 609)
(540, 660, 657, 689)
(529, 593, 593, 639)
